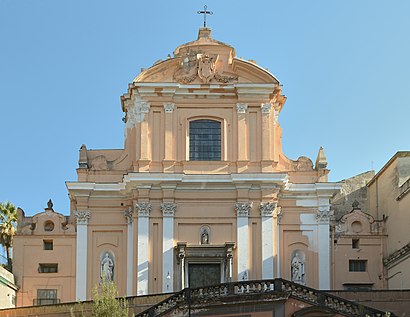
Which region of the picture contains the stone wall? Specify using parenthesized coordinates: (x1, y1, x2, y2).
(331, 170, 375, 219)
(0, 293, 169, 317)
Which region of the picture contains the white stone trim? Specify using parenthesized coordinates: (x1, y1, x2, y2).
(75, 211, 90, 301)
(261, 206, 274, 279)
(125, 207, 134, 296)
(67, 173, 289, 192)
(236, 202, 251, 281)
(318, 223, 330, 289)
(137, 203, 151, 295)
(161, 203, 176, 293)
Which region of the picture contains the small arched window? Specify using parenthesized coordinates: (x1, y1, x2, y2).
(189, 119, 221, 161)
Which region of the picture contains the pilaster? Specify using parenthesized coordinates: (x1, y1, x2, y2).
(235, 202, 252, 281)
(236, 103, 248, 162)
(124, 207, 134, 296)
(74, 210, 90, 301)
(163, 103, 175, 161)
(137, 202, 151, 295)
(161, 202, 176, 292)
(260, 202, 276, 279)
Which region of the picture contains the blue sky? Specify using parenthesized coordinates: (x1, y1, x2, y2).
(0, 1, 409, 216)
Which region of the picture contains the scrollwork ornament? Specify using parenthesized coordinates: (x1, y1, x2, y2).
(236, 103, 248, 114)
(74, 210, 91, 225)
(161, 203, 177, 217)
(261, 103, 272, 114)
(276, 207, 283, 225)
(163, 103, 175, 113)
(136, 203, 152, 217)
(316, 207, 331, 223)
(235, 202, 252, 217)
(124, 206, 134, 224)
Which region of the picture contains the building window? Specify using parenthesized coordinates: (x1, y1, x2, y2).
(43, 240, 53, 250)
(349, 260, 367, 272)
(189, 119, 221, 161)
(34, 289, 59, 305)
(352, 239, 360, 249)
(38, 263, 58, 273)
(343, 284, 373, 291)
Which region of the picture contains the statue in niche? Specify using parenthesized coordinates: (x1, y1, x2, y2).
(291, 253, 305, 285)
(200, 225, 211, 245)
(201, 231, 209, 245)
(100, 252, 114, 282)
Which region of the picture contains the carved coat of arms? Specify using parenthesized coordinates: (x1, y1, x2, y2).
(197, 54, 216, 83)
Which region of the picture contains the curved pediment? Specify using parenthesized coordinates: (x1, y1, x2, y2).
(133, 28, 279, 85)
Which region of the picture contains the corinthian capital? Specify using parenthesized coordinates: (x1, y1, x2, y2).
(161, 203, 177, 217)
(235, 202, 252, 217)
(260, 202, 277, 217)
(136, 202, 152, 217)
(261, 103, 272, 114)
(236, 103, 248, 114)
(74, 210, 91, 225)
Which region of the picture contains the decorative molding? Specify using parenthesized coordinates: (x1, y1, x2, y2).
(275, 207, 283, 225)
(163, 103, 175, 113)
(260, 202, 277, 217)
(136, 202, 152, 217)
(74, 210, 91, 225)
(236, 103, 248, 114)
(235, 202, 252, 217)
(125, 97, 151, 131)
(124, 206, 134, 224)
(261, 103, 272, 114)
(161, 203, 177, 217)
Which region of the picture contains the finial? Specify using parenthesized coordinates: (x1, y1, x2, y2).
(46, 199, 54, 211)
(352, 200, 360, 210)
(197, 5, 213, 27)
(315, 146, 328, 170)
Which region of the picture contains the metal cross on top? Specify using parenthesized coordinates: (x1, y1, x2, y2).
(197, 5, 213, 27)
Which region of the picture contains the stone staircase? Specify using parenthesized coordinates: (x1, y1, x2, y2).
(136, 279, 395, 317)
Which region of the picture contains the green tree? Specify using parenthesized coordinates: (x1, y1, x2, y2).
(0, 201, 17, 271)
(92, 281, 128, 317)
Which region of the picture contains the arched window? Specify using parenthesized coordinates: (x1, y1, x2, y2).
(189, 119, 221, 161)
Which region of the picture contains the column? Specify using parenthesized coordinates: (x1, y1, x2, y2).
(161, 202, 176, 292)
(74, 210, 91, 301)
(260, 202, 276, 279)
(235, 202, 252, 280)
(136, 202, 151, 295)
(317, 198, 331, 289)
(124, 207, 134, 296)
(236, 103, 248, 162)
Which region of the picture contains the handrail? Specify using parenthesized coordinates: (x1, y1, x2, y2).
(135, 278, 395, 317)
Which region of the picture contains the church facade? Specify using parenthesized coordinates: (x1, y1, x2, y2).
(14, 28, 341, 305)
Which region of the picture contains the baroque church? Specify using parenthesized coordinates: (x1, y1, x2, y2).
(14, 26, 339, 304)
(10, 26, 403, 316)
